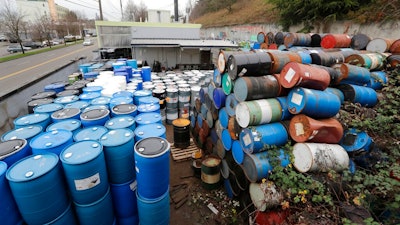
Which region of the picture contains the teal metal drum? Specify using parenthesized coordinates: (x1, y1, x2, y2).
(46, 119, 82, 135)
(134, 137, 170, 200)
(73, 126, 108, 142)
(135, 112, 162, 126)
(74, 188, 115, 225)
(0, 139, 31, 167)
(60, 140, 109, 204)
(100, 128, 135, 184)
(134, 123, 166, 142)
(30, 129, 73, 156)
(105, 115, 136, 131)
(0, 161, 23, 225)
(1, 125, 43, 142)
(14, 113, 51, 129)
(6, 153, 70, 225)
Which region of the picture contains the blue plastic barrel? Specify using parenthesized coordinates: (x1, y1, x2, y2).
(368, 71, 388, 90)
(46, 119, 82, 135)
(51, 108, 81, 122)
(134, 137, 170, 200)
(109, 96, 134, 109)
(14, 113, 51, 129)
(105, 115, 136, 131)
(134, 123, 166, 142)
(111, 103, 138, 117)
(232, 140, 244, 164)
(1, 125, 42, 142)
(221, 129, 233, 151)
(74, 188, 115, 225)
(110, 179, 138, 220)
(83, 71, 99, 80)
(44, 203, 78, 225)
(126, 59, 138, 69)
(133, 90, 152, 105)
(0, 161, 22, 225)
(137, 103, 160, 114)
(225, 93, 238, 116)
(82, 104, 109, 113)
(325, 87, 345, 104)
(64, 100, 90, 110)
(100, 128, 135, 184)
(0, 139, 31, 167)
(79, 63, 93, 74)
(240, 123, 288, 153)
(54, 95, 79, 105)
(60, 140, 109, 204)
(112, 61, 125, 70)
(297, 51, 312, 64)
(218, 107, 229, 129)
(337, 84, 378, 107)
(33, 103, 64, 115)
(6, 153, 70, 225)
(80, 108, 110, 127)
(91, 96, 111, 106)
(135, 112, 162, 126)
(287, 87, 341, 118)
(276, 96, 292, 120)
(141, 66, 152, 82)
(113, 91, 133, 98)
(44, 83, 65, 93)
(30, 129, 73, 156)
(115, 72, 130, 83)
(242, 150, 290, 182)
(73, 126, 108, 142)
(213, 87, 226, 109)
(79, 92, 102, 103)
(136, 189, 170, 225)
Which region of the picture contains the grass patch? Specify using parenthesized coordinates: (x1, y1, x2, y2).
(0, 41, 84, 63)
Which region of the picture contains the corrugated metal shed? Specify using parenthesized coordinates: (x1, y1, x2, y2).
(130, 39, 238, 48)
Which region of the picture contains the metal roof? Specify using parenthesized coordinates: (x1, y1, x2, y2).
(130, 39, 238, 48)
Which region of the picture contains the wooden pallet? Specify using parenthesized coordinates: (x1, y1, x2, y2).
(170, 138, 200, 161)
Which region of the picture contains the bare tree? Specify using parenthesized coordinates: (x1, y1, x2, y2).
(122, 0, 147, 22)
(33, 13, 55, 47)
(0, 0, 27, 53)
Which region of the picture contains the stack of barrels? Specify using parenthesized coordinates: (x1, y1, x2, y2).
(189, 38, 393, 214)
(0, 58, 219, 225)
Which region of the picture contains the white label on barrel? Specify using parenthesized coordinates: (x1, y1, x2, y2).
(291, 93, 303, 106)
(285, 67, 296, 83)
(74, 173, 101, 190)
(242, 133, 252, 146)
(294, 123, 305, 136)
(308, 130, 319, 140)
(309, 50, 319, 53)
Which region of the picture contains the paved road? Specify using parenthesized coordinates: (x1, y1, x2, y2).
(0, 41, 99, 98)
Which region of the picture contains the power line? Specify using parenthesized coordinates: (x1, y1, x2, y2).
(63, 0, 99, 11)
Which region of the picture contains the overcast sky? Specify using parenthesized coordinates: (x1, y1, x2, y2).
(54, 0, 190, 21)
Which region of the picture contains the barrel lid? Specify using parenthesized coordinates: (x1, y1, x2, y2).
(31, 91, 56, 100)
(105, 116, 135, 129)
(54, 95, 79, 104)
(51, 108, 80, 119)
(166, 88, 178, 93)
(152, 88, 165, 94)
(137, 103, 160, 113)
(202, 155, 221, 167)
(139, 96, 159, 104)
(65, 83, 85, 91)
(30, 129, 73, 150)
(232, 140, 244, 164)
(83, 86, 103, 93)
(45, 83, 65, 90)
(134, 136, 169, 158)
(134, 123, 165, 139)
(83, 105, 108, 113)
(0, 139, 27, 158)
(64, 101, 90, 110)
(73, 126, 108, 142)
(340, 128, 372, 152)
(112, 91, 133, 98)
(135, 112, 161, 125)
(56, 89, 80, 97)
(27, 98, 54, 108)
(79, 92, 102, 101)
(292, 143, 313, 173)
(100, 128, 134, 147)
(133, 89, 152, 97)
(172, 118, 190, 127)
(0, 161, 6, 176)
(33, 103, 64, 114)
(91, 96, 111, 105)
(110, 96, 133, 105)
(1, 125, 43, 141)
(111, 104, 137, 114)
(61, 140, 102, 165)
(6, 153, 59, 182)
(46, 119, 81, 132)
(14, 113, 50, 126)
(80, 108, 109, 120)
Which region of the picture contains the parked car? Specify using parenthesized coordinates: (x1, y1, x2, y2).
(64, 35, 76, 42)
(42, 40, 60, 46)
(83, 39, 94, 46)
(0, 35, 8, 42)
(23, 41, 43, 49)
(7, 44, 32, 53)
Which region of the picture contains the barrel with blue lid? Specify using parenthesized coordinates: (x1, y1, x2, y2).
(133, 90, 152, 105)
(221, 129, 233, 151)
(134, 123, 166, 142)
(141, 66, 152, 82)
(1, 125, 42, 142)
(14, 113, 51, 129)
(109, 96, 134, 109)
(74, 187, 115, 225)
(91, 96, 111, 106)
(6, 153, 70, 225)
(136, 189, 170, 225)
(135, 112, 162, 126)
(79, 63, 93, 74)
(138, 96, 160, 105)
(44, 203, 78, 225)
(105, 115, 136, 131)
(336, 84, 378, 107)
(33, 103, 64, 115)
(79, 92, 102, 103)
(44, 83, 65, 93)
(80, 108, 110, 127)
(225, 93, 238, 116)
(54, 95, 79, 105)
(0, 161, 23, 225)
(126, 59, 138, 69)
(73, 126, 108, 142)
(46, 119, 82, 135)
(30, 129, 74, 156)
(218, 107, 229, 128)
(113, 91, 133, 98)
(100, 128, 135, 184)
(137, 103, 160, 114)
(60, 140, 109, 204)
(51, 107, 81, 122)
(287, 87, 341, 118)
(134, 137, 170, 200)
(276, 96, 292, 120)
(232, 140, 245, 164)
(83, 85, 103, 93)
(110, 179, 139, 223)
(27, 98, 54, 113)
(83, 71, 99, 80)
(340, 128, 373, 153)
(64, 100, 90, 110)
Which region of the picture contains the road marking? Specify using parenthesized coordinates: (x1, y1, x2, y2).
(0, 45, 95, 81)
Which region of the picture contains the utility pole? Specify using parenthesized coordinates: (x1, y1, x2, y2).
(98, 0, 103, 20)
(120, 0, 124, 21)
